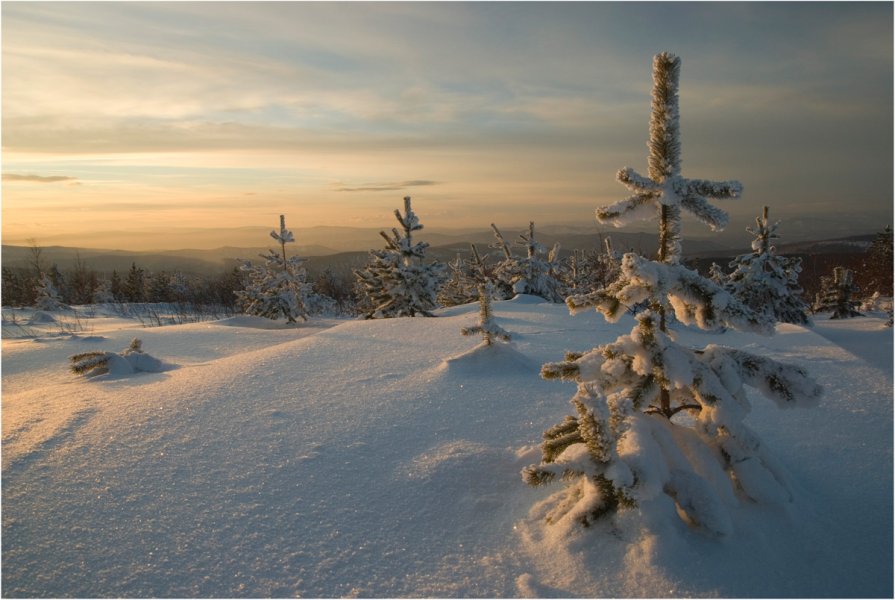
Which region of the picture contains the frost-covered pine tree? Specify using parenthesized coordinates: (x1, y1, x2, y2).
(236, 215, 311, 323)
(523, 53, 822, 535)
(354, 197, 447, 318)
(724, 206, 810, 325)
(461, 284, 511, 346)
(34, 273, 67, 310)
(491, 222, 565, 302)
(814, 266, 862, 319)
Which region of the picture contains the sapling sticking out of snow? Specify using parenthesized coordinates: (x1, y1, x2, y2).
(524, 53, 822, 535)
(723, 206, 811, 325)
(354, 197, 447, 318)
(237, 215, 311, 324)
(814, 267, 862, 319)
(70, 338, 164, 377)
(461, 284, 511, 346)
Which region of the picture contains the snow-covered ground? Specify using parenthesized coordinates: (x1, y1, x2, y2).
(2, 300, 892, 597)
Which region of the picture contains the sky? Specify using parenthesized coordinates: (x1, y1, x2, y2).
(2, 2, 892, 250)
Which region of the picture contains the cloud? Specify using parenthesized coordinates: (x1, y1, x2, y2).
(335, 180, 439, 193)
(3, 173, 78, 183)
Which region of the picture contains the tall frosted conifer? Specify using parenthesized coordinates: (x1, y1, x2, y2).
(725, 206, 811, 325)
(355, 197, 447, 318)
(523, 53, 821, 535)
(236, 215, 310, 323)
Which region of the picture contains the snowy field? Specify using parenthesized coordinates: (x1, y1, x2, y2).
(1, 298, 892, 598)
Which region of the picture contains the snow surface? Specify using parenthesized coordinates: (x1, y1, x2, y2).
(2, 298, 892, 597)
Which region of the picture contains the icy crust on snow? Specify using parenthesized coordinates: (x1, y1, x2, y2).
(1, 301, 892, 597)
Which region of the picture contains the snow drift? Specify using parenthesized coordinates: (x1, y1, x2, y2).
(1, 298, 892, 597)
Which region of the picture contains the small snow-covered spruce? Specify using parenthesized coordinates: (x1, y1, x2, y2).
(354, 197, 447, 318)
(814, 266, 862, 319)
(724, 206, 811, 325)
(461, 284, 511, 346)
(70, 338, 164, 377)
(236, 215, 311, 324)
(491, 222, 565, 302)
(34, 273, 67, 310)
(524, 53, 821, 534)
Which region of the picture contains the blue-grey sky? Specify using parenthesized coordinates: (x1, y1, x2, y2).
(2, 2, 892, 249)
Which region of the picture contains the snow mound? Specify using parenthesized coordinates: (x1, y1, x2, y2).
(70, 339, 171, 379)
(402, 440, 497, 480)
(27, 310, 57, 324)
(440, 341, 537, 375)
(506, 293, 550, 305)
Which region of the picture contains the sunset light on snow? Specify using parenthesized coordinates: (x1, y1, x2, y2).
(2, 2, 892, 249)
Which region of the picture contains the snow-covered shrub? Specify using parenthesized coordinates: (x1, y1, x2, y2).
(461, 284, 511, 346)
(724, 206, 811, 325)
(92, 279, 116, 304)
(236, 215, 312, 324)
(490, 222, 565, 302)
(860, 291, 893, 314)
(70, 338, 164, 378)
(814, 266, 862, 319)
(523, 53, 821, 535)
(438, 254, 479, 307)
(708, 262, 727, 286)
(561, 239, 620, 295)
(354, 196, 447, 318)
(34, 274, 67, 311)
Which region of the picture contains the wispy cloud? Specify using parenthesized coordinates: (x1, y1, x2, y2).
(3, 173, 78, 183)
(335, 180, 439, 193)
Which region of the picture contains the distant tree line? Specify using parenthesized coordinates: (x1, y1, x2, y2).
(3, 225, 891, 324)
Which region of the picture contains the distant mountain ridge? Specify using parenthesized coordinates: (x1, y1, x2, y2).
(1, 231, 877, 277)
